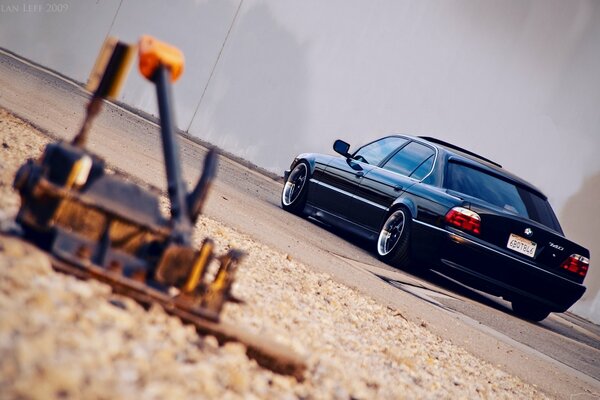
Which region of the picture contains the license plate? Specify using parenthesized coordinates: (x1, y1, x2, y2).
(506, 234, 537, 258)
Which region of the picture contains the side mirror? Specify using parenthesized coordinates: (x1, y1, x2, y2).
(333, 139, 351, 158)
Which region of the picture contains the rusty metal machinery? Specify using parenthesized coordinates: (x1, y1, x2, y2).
(10, 36, 305, 379)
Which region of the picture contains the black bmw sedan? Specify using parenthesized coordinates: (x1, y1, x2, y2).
(281, 135, 590, 321)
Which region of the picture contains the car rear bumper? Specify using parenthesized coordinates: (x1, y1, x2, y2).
(412, 220, 586, 312)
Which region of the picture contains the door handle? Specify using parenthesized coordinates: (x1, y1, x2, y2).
(355, 171, 364, 178)
(393, 185, 403, 192)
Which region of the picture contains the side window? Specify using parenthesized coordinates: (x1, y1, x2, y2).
(353, 137, 408, 165)
(383, 142, 435, 178)
(410, 155, 434, 180)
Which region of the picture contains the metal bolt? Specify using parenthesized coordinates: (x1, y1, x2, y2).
(76, 245, 92, 259)
(108, 260, 122, 273)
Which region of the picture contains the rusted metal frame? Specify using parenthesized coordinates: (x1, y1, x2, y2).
(35, 178, 172, 236)
(10, 35, 309, 381)
(50, 252, 219, 321)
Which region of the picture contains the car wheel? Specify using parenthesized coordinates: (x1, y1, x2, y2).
(281, 161, 309, 215)
(377, 208, 411, 268)
(511, 298, 551, 322)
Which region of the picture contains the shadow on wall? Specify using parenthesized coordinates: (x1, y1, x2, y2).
(561, 172, 600, 324)
(191, 2, 308, 173)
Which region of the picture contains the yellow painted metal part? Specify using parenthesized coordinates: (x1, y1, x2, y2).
(138, 35, 184, 82)
(65, 155, 93, 189)
(51, 155, 93, 224)
(200, 251, 243, 314)
(87, 36, 117, 92)
(182, 238, 214, 294)
(86, 36, 135, 100)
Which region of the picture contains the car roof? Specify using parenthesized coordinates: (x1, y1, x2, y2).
(391, 134, 547, 199)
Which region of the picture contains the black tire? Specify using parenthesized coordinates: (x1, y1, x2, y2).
(376, 207, 412, 268)
(281, 161, 309, 215)
(511, 298, 551, 322)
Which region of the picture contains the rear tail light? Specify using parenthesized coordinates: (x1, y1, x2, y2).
(445, 207, 481, 235)
(560, 254, 589, 278)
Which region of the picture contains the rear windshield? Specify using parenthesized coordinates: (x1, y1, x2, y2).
(445, 162, 562, 232)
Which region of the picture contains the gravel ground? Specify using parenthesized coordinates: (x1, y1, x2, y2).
(0, 108, 549, 399)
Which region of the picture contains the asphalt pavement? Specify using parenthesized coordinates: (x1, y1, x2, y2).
(1, 49, 598, 399)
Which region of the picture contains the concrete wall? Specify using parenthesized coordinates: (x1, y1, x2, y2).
(1, 0, 599, 322)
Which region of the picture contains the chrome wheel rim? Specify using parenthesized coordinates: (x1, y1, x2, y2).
(377, 210, 405, 256)
(282, 163, 308, 206)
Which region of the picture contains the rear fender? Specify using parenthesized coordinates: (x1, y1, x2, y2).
(390, 197, 418, 219)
